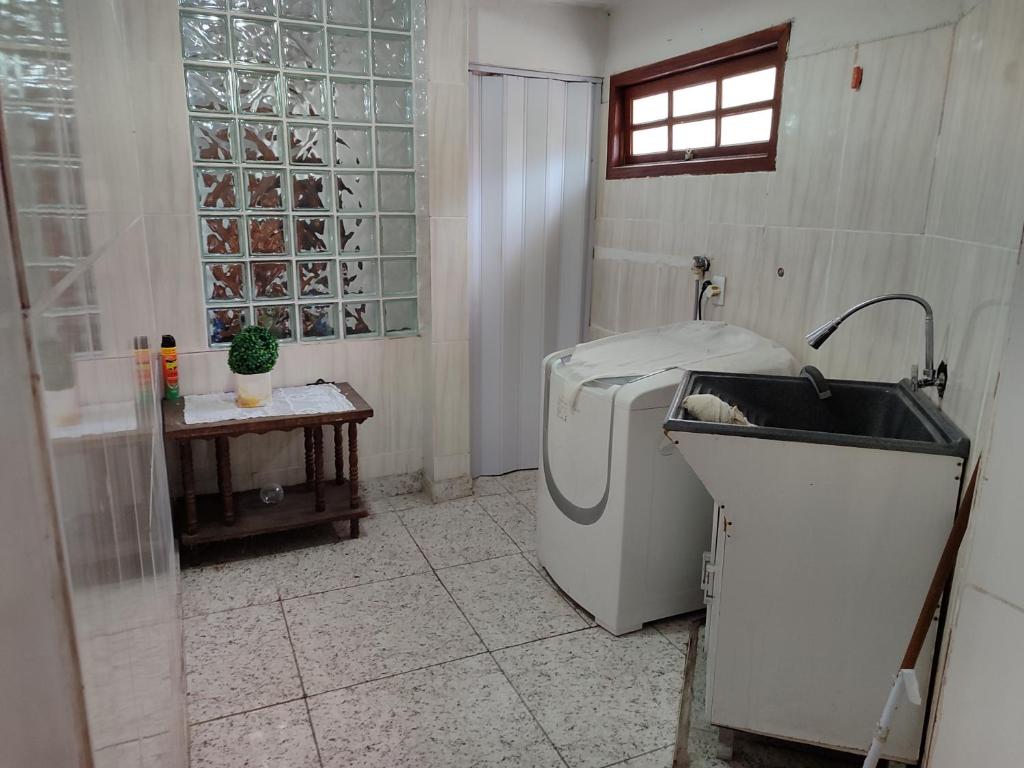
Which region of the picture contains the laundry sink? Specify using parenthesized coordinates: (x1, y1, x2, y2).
(664, 372, 969, 457)
(662, 370, 970, 762)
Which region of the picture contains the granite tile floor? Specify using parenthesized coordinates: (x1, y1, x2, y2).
(183, 470, 860, 768)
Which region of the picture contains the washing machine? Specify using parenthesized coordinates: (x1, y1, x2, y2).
(536, 321, 796, 635)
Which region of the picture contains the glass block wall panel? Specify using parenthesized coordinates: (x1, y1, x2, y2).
(181, 13, 229, 61)
(343, 300, 380, 337)
(289, 123, 328, 164)
(195, 166, 240, 209)
(383, 297, 417, 335)
(377, 171, 413, 211)
(299, 259, 336, 297)
(191, 117, 237, 162)
(232, 0, 277, 14)
(185, 67, 232, 112)
(295, 215, 332, 253)
(208, 306, 247, 344)
(255, 303, 294, 341)
(381, 256, 416, 295)
(286, 76, 327, 117)
(341, 258, 379, 297)
(372, 0, 411, 32)
(281, 24, 326, 71)
(249, 215, 289, 254)
(329, 0, 369, 26)
(328, 29, 370, 76)
(281, 0, 323, 21)
(251, 260, 292, 299)
(242, 121, 283, 161)
(231, 18, 279, 65)
(237, 70, 281, 115)
(204, 262, 247, 301)
(336, 172, 374, 211)
(301, 302, 339, 339)
(331, 78, 371, 122)
(371, 33, 411, 78)
(201, 215, 243, 255)
(180, 0, 420, 345)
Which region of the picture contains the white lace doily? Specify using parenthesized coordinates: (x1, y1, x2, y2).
(183, 383, 355, 425)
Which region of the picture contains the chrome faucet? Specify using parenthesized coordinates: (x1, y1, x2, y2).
(805, 293, 947, 397)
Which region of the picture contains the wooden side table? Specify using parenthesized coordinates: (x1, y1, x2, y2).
(162, 382, 373, 546)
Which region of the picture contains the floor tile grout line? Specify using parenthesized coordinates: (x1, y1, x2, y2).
(392, 497, 588, 658)
(278, 594, 328, 765)
(305, 650, 493, 701)
(300, 624, 597, 703)
(301, 696, 326, 768)
(188, 695, 307, 728)
(277, 598, 308, 698)
(473, 492, 538, 555)
(597, 742, 677, 767)
(488, 649, 572, 768)
(394, 509, 492, 651)
(276, 565, 434, 604)
(397, 495, 523, 572)
(489, 625, 594, 654)
(519, 546, 599, 627)
(433, 549, 528, 572)
(93, 730, 172, 756)
(182, 506, 536, 619)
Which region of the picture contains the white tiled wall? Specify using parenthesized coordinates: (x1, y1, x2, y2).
(591, 0, 1024, 442)
(927, 247, 1024, 766)
(423, 0, 472, 498)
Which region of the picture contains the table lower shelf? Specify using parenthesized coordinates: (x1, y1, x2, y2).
(179, 481, 366, 546)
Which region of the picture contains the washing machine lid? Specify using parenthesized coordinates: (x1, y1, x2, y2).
(557, 321, 797, 413)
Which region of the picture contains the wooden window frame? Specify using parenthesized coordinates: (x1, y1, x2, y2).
(607, 23, 791, 179)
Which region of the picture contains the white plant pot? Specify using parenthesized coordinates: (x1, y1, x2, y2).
(235, 371, 272, 408)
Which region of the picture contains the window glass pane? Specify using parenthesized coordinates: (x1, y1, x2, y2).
(720, 108, 772, 145)
(673, 82, 715, 117)
(631, 92, 667, 125)
(672, 119, 716, 150)
(721, 66, 776, 108)
(632, 126, 668, 155)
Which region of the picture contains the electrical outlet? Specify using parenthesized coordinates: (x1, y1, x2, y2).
(711, 274, 726, 306)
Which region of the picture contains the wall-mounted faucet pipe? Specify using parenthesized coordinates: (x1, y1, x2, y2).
(805, 293, 945, 395)
(691, 256, 711, 321)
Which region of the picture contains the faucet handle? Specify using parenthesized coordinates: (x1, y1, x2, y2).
(911, 364, 919, 389)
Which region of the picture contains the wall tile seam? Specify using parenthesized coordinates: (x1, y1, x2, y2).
(918, 19, 960, 243)
(603, 17, 964, 81)
(427, 76, 469, 86)
(735, 18, 963, 70)
(596, 226, 1018, 254)
(24, 214, 145, 318)
(961, 582, 1024, 618)
(141, 213, 208, 347)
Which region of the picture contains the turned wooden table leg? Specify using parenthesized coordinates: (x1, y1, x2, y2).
(303, 427, 314, 489)
(348, 422, 361, 538)
(333, 423, 345, 485)
(180, 440, 198, 535)
(216, 436, 235, 525)
(313, 425, 325, 513)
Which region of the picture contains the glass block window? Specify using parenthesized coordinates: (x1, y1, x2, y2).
(179, 0, 420, 345)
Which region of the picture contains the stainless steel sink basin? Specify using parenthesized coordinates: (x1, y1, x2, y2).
(665, 372, 969, 457)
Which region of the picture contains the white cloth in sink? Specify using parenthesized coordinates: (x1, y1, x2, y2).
(682, 393, 752, 425)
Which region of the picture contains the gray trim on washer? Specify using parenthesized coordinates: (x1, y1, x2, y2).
(542, 355, 679, 525)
